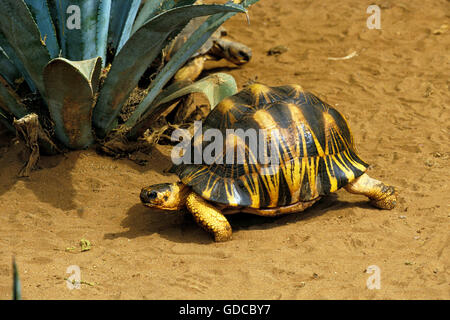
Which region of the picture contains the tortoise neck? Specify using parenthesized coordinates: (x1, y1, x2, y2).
(175, 182, 191, 208)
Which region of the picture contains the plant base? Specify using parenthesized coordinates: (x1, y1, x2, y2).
(13, 113, 59, 177)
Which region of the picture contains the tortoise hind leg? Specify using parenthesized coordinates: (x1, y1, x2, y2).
(186, 192, 232, 242)
(344, 173, 397, 209)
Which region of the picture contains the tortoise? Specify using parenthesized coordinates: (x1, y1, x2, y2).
(140, 84, 398, 241)
(165, 5, 252, 82)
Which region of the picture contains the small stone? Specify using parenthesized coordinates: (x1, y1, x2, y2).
(433, 24, 448, 35)
(424, 86, 434, 97)
(267, 45, 288, 56)
(77, 207, 85, 218)
(425, 159, 434, 167)
(399, 215, 407, 219)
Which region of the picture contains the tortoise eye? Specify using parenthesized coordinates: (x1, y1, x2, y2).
(148, 191, 158, 200)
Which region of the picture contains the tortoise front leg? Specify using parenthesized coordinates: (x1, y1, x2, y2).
(185, 192, 232, 242)
(344, 173, 398, 209)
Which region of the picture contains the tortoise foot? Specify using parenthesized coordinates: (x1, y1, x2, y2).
(213, 226, 233, 242)
(345, 173, 398, 210)
(186, 192, 233, 242)
(369, 186, 397, 210)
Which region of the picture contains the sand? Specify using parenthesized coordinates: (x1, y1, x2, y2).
(0, 0, 449, 299)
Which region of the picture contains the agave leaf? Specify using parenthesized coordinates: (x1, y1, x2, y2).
(0, 108, 8, 121)
(47, 0, 67, 57)
(96, 0, 112, 67)
(132, 0, 196, 35)
(127, 79, 192, 138)
(45, 0, 61, 43)
(109, 0, 141, 55)
(0, 77, 29, 119)
(0, 106, 16, 133)
(23, 0, 60, 59)
(43, 57, 102, 149)
(0, 32, 37, 92)
(154, 73, 236, 111)
(93, 3, 246, 137)
(123, 1, 258, 130)
(129, 73, 237, 137)
(0, 48, 22, 87)
(0, 0, 51, 95)
(54, 0, 111, 66)
(12, 257, 21, 300)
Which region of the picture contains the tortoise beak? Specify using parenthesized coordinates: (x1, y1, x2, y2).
(233, 50, 252, 65)
(239, 50, 252, 63)
(140, 189, 149, 203)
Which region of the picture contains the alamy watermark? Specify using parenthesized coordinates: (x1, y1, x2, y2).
(171, 121, 282, 171)
(66, 5, 81, 30)
(66, 265, 81, 290)
(366, 5, 381, 30)
(366, 265, 381, 290)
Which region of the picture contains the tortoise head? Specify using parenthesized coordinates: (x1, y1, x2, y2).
(213, 39, 252, 65)
(140, 182, 190, 211)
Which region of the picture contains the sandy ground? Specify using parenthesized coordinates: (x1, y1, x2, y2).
(0, 0, 449, 299)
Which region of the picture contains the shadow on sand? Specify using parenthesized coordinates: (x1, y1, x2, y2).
(105, 193, 373, 244)
(0, 139, 174, 211)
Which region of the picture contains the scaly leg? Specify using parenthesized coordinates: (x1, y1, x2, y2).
(344, 173, 397, 209)
(185, 192, 232, 242)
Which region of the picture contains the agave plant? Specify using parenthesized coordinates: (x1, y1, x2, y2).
(0, 0, 259, 158)
(12, 257, 21, 300)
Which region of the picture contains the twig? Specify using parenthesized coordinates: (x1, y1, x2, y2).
(327, 51, 358, 61)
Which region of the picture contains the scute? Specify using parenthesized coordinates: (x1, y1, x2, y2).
(172, 84, 369, 208)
